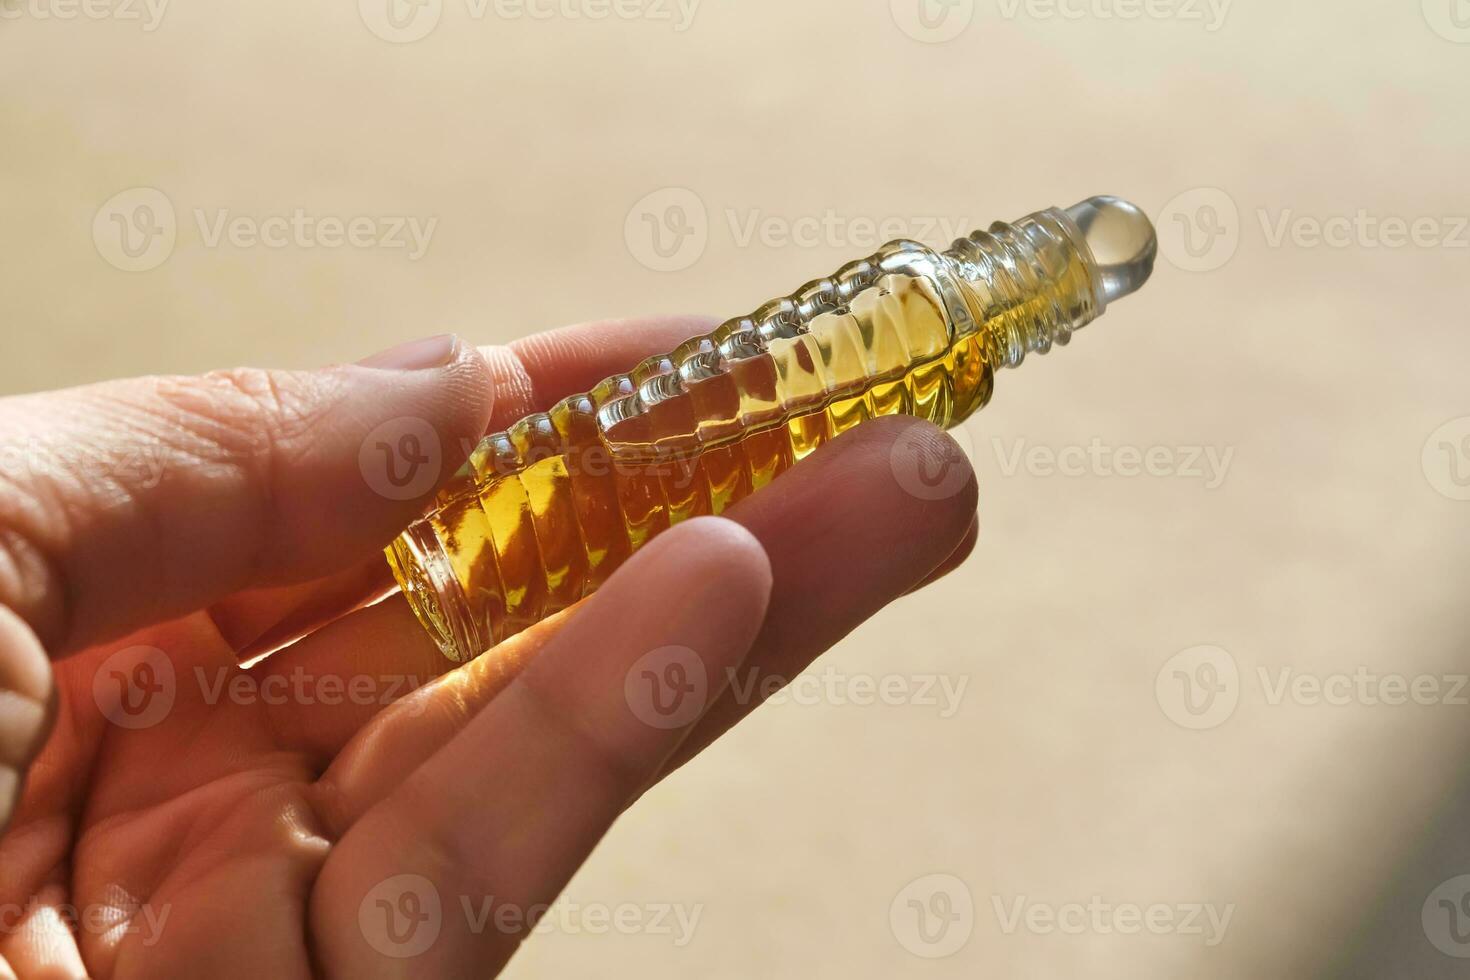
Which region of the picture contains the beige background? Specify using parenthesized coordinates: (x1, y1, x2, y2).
(4, 0, 1470, 975)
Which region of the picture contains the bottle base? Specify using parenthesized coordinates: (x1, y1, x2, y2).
(386, 522, 485, 663)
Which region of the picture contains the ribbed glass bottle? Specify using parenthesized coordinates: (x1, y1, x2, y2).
(388, 197, 1156, 662)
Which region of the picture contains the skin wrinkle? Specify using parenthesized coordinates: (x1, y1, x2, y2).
(85, 780, 331, 976)
(479, 344, 541, 429)
(0, 367, 364, 651)
(147, 369, 314, 581)
(187, 368, 320, 582)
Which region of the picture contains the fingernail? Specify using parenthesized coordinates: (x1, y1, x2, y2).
(357, 334, 459, 371)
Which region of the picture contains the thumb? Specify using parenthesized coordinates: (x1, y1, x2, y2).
(0, 333, 494, 655)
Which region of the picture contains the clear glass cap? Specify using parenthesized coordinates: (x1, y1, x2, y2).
(1064, 196, 1157, 308)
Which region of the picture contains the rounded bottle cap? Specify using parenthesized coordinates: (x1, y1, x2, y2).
(1064, 196, 1157, 307)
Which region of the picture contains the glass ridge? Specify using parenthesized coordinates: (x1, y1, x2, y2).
(387, 198, 1157, 662)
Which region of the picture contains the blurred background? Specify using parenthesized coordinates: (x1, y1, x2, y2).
(3, 1, 1469, 975)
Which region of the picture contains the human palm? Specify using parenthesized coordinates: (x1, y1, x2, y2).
(0, 319, 977, 978)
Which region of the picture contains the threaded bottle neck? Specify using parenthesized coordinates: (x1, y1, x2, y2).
(941, 208, 1105, 371)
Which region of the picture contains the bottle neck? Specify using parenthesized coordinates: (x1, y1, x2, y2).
(941, 208, 1106, 371)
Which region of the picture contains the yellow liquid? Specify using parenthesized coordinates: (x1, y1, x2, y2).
(389, 211, 1106, 662)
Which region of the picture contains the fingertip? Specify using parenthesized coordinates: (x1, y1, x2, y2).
(607, 515, 774, 641)
(665, 515, 775, 622)
(872, 414, 980, 516)
(0, 605, 56, 826)
(907, 511, 980, 595)
(0, 605, 53, 707)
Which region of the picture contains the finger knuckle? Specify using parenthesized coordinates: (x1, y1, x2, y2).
(175, 367, 346, 459)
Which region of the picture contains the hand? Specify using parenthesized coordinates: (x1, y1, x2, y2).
(0, 318, 978, 977)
